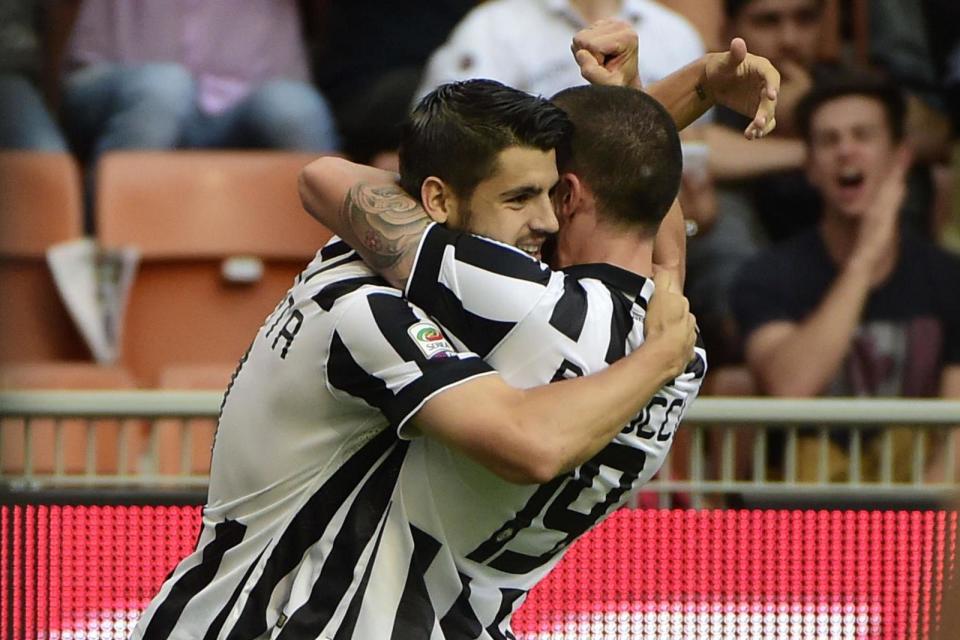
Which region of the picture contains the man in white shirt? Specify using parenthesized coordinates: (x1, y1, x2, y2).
(416, 0, 706, 99)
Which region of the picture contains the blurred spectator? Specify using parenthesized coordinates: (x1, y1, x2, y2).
(922, 0, 960, 133)
(0, 0, 67, 150)
(731, 75, 960, 481)
(694, 0, 952, 366)
(868, 0, 953, 164)
(310, 0, 474, 167)
(60, 0, 339, 163)
(415, 0, 706, 99)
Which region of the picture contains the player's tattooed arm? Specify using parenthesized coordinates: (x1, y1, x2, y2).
(299, 157, 430, 289)
(339, 182, 431, 289)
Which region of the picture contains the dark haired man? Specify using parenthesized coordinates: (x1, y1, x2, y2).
(129, 56, 698, 640)
(732, 75, 960, 481)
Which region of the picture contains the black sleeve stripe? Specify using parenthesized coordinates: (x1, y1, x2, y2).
(328, 332, 396, 412)
(605, 289, 632, 364)
(313, 276, 390, 311)
(406, 223, 448, 307)
(388, 357, 493, 429)
(451, 231, 551, 285)
(277, 443, 408, 639)
(389, 525, 443, 639)
(329, 323, 492, 428)
(303, 254, 362, 284)
(320, 239, 353, 261)
(549, 276, 588, 342)
(426, 282, 517, 357)
(366, 293, 433, 363)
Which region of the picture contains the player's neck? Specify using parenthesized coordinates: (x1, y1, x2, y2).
(556, 223, 654, 277)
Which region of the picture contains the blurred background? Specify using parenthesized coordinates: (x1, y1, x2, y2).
(1, 1, 958, 638)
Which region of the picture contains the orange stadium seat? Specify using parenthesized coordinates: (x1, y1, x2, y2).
(0, 363, 138, 475)
(0, 152, 88, 364)
(96, 151, 334, 386)
(154, 363, 235, 475)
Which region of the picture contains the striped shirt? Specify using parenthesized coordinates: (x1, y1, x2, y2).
(395, 223, 708, 637)
(130, 238, 494, 640)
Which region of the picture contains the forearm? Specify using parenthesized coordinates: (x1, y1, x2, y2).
(299, 157, 397, 229)
(653, 199, 686, 286)
(413, 334, 686, 484)
(753, 265, 872, 396)
(299, 157, 428, 287)
(703, 125, 805, 181)
(645, 56, 712, 132)
(521, 336, 686, 478)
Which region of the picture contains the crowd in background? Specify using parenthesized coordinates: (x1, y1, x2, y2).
(2, 0, 959, 482)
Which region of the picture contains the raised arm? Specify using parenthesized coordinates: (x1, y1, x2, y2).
(299, 156, 430, 289)
(572, 21, 779, 138)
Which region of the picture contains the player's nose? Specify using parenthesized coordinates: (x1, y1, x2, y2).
(531, 199, 559, 234)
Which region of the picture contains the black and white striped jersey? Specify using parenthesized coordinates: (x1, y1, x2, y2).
(398, 223, 708, 636)
(130, 238, 495, 640)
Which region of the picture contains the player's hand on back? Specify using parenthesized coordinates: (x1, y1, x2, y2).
(572, 19, 642, 90)
(644, 271, 696, 378)
(703, 38, 780, 140)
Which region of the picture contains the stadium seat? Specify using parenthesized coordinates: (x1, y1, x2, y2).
(0, 152, 88, 364)
(96, 151, 334, 386)
(154, 363, 235, 475)
(0, 363, 138, 475)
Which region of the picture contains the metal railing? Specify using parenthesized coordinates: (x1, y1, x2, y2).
(2, 392, 959, 507)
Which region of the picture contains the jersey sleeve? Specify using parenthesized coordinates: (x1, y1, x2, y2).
(326, 290, 495, 437)
(405, 223, 557, 357)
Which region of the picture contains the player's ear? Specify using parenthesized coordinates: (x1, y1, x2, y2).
(420, 176, 452, 223)
(555, 172, 583, 222)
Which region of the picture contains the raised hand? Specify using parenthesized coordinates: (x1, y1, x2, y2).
(571, 18, 641, 90)
(850, 151, 910, 281)
(703, 38, 780, 140)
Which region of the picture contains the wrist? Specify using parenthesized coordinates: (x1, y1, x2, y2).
(641, 333, 688, 383)
(697, 55, 718, 106)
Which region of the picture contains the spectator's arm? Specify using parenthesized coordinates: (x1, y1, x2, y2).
(743, 260, 871, 397)
(942, 366, 960, 398)
(703, 124, 806, 181)
(744, 159, 906, 397)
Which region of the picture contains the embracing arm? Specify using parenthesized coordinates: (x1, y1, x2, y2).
(299, 156, 429, 289)
(413, 271, 695, 484)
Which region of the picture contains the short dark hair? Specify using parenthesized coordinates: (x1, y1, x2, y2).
(550, 85, 682, 233)
(724, 0, 823, 19)
(796, 72, 907, 144)
(399, 80, 571, 199)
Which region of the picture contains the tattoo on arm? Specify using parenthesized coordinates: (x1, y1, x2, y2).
(340, 182, 431, 287)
